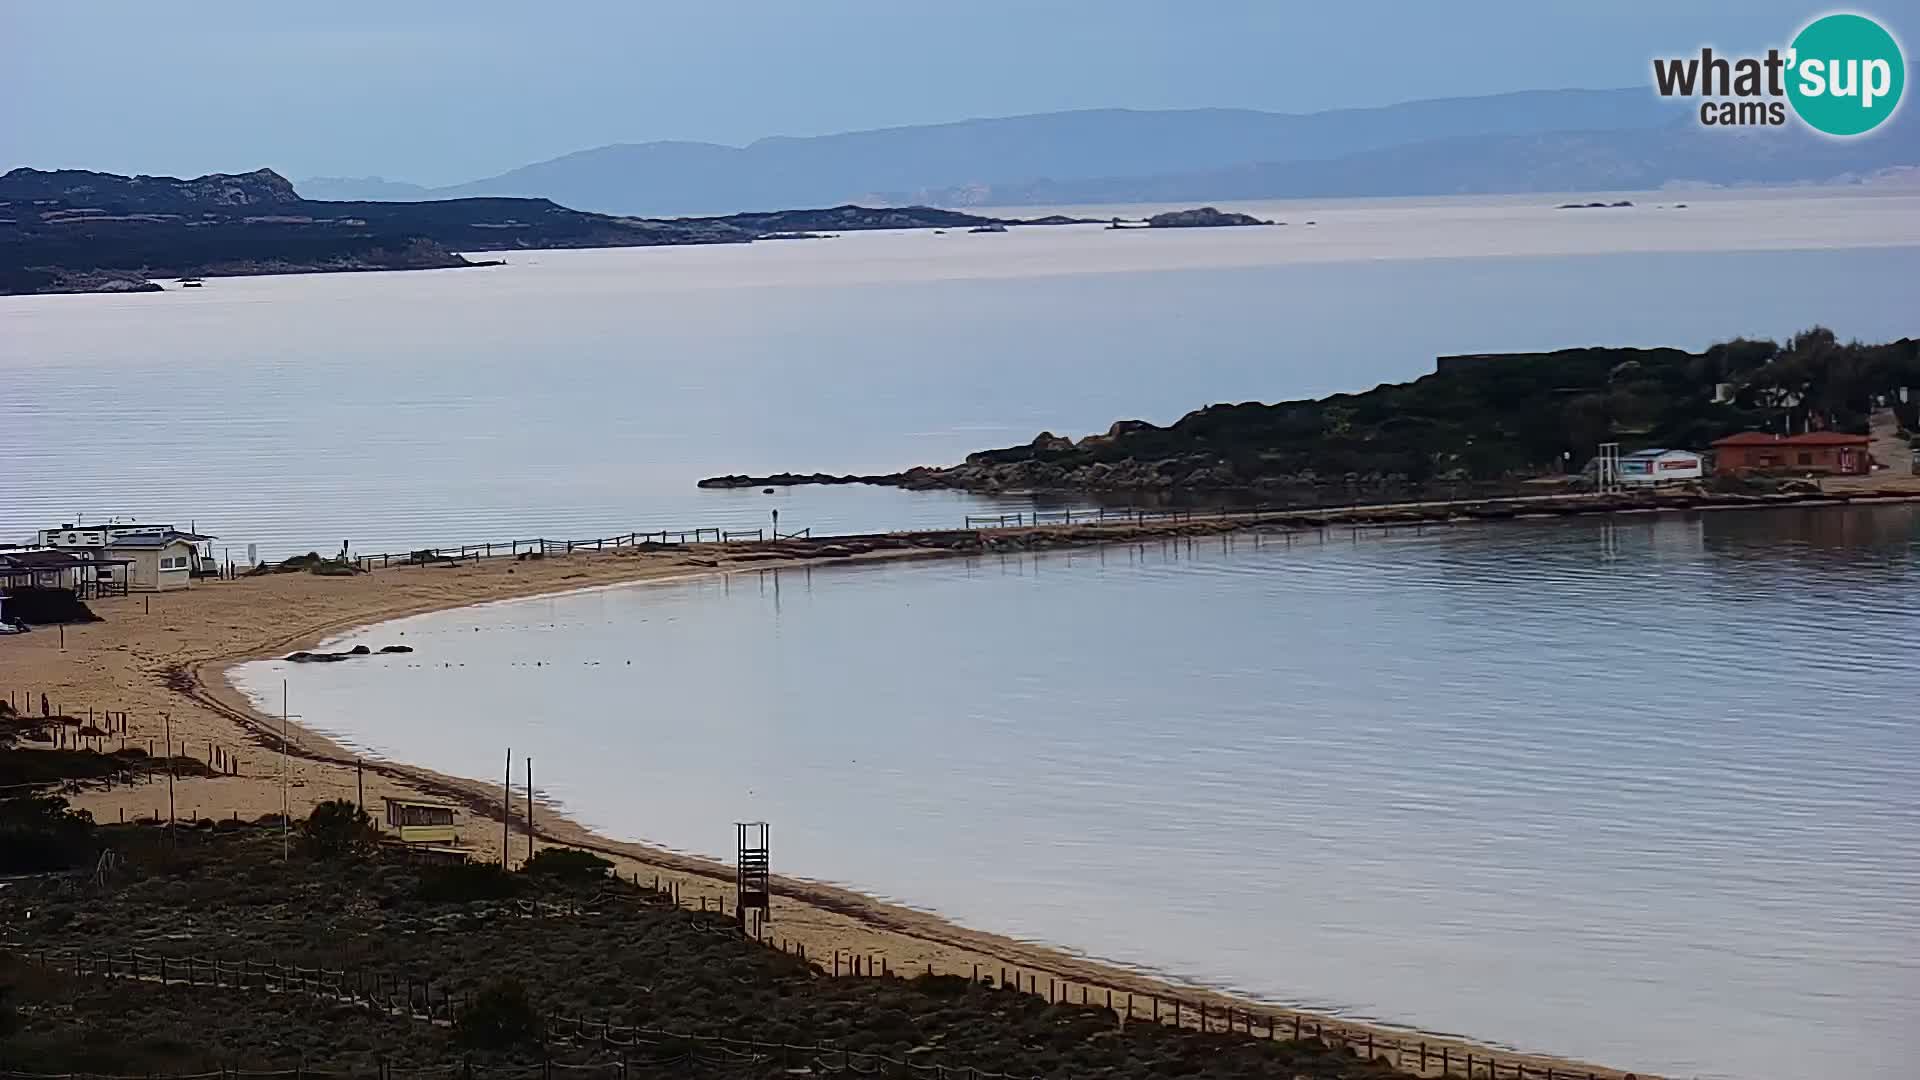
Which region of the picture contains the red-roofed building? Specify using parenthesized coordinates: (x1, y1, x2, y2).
(1709, 431, 1871, 476)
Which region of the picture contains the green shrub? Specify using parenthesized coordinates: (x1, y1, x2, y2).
(301, 799, 376, 859)
(455, 977, 543, 1050)
(417, 862, 523, 903)
(0, 795, 96, 872)
(248, 552, 363, 577)
(519, 847, 612, 881)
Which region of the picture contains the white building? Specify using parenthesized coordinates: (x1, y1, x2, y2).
(31, 522, 211, 591)
(103, 533, 198, 591)
(1618, 448, 1705, 485)
(35, 522, 208, 552)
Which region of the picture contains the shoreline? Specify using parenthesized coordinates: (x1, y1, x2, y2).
(17, 503, 1878, 1077)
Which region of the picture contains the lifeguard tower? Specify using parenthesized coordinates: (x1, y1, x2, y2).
(735, 821, 770, 932)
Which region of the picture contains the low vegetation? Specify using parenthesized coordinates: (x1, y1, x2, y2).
(0, 740, 221, 872)
(520, 846, 614, 881)
(0, 795, 96, 874)
(455, 977, 545, 1051)
(943, 329, 1920, 492)
(247, 551, 364, 576)
(0, 826, 1414, 1078)
(300, 797, 378, 859)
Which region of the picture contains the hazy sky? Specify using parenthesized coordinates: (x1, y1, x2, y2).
(2, 1, 1842, 184)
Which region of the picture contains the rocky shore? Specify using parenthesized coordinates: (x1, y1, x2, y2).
(0, 168, 1097, 296)
(702, 334, 1920, 500)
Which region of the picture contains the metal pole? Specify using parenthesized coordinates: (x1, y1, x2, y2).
(164, 711, 176, 832)
(502, 747, 512, 868)
(526, 756, 535, 860)
(281, 679, 291, 859)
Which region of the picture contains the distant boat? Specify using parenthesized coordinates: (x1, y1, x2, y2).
(179, 277, 204, 288)
(968, 222, 1008, 233)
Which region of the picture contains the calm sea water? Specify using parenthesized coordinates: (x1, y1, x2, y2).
(13, 191, 1920, 1078)
(3, 191, 1919, 558)
(234, 506, 1920, 1080)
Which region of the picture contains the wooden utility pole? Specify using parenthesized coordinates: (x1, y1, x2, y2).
(526, 757, 535, 861)
(282, 680, 291, 859)
(163, 711, 176, 833)
(502, 748, 512, 868)
(278, 681, 302, 860)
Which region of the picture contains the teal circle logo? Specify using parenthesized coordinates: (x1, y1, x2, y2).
(1787, 13, 1905, 136)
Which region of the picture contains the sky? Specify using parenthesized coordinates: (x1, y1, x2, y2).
(0, 0, 1861, 185)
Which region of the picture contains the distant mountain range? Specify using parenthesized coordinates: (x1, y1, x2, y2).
(296, 89, 1918, 215)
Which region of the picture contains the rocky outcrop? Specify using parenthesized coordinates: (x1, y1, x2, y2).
(0, 167, 1081, 295)
(284, 644, 413, 663)
(698, 472, 881, 489)
(1145, 207, 1270, 228)
(0, 167, 302, 212)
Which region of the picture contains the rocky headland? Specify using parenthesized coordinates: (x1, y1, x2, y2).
(702, 331, 1920, 500)
(0, 168, 1093, 295)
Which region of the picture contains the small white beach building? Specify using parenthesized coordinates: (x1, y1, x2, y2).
(33, 521, 212, 590)
(1617, 448, 1704, 485)
(103, 534, 197, 591)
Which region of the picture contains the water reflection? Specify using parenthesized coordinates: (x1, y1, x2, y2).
(233, 506, 1920, 1080)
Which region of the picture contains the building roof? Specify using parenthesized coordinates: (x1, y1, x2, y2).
(1711, 431, 1871, 447)
(104, 533, 198, 550)
(0, 550, 134, 570)
(383, 796, 458, 809)
(44, 524, 213, 541)
(1620, 448, 1700, 460)
(1783, 431, 1872, 446)
(0, 550, 86, 570)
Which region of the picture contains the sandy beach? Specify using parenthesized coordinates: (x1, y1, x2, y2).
(2, 530, 1660, 1079)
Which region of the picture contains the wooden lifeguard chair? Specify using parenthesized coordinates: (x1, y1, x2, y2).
(735, 821, 770, 931)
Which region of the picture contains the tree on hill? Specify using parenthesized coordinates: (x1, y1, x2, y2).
(962, 331, 1920, 488)
(301, 799, 377, 860)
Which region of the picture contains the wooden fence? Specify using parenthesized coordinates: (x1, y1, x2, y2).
(318, 496, 1477, 573)
(4, 892, 1628, 1080)
(6, 942, 1602, 1080)
(671, 890, 1606, 1080)
(349, 530, 728, 570)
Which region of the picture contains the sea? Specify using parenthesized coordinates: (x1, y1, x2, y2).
(3, 188, 1919, 558)
(231, 506, 1920, 1080)
(11, 189, 1920, 1079)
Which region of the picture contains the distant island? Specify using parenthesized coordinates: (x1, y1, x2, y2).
(0, 168, 1093, 295)
(1145, 207, 1271, 227)
(1557, 200, 1635, 209)
(702, 330, 1919, 500)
